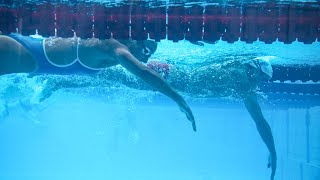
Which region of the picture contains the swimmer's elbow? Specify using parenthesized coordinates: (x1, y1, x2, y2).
(115, 47, 131, 58)
(114, 48, 159, 78)
(114, 48, 137, 67)
(115, 48, 148, 76)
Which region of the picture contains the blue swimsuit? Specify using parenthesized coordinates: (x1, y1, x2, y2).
(9, 33, 97, 75)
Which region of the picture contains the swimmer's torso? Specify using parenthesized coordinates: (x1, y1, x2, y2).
(44, 37, 120, 70)
(98, 61, 255, 98)
(8, 33, 125, 75)
(166, 61, 254, 98)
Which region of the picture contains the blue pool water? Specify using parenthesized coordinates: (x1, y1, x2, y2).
(1, 39, 320, 180)
(1, 0, 320, 179)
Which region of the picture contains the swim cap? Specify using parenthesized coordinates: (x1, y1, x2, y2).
(245, 56, 274, 80)
(147, 61, 170, 79)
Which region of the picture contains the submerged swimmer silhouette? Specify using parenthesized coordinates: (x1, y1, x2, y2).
(0, 32, 276, 179)
(150, 56, 277, 180)
(35, 56, 277, 180)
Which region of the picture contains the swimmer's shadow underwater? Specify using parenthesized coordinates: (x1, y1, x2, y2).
(0, 33, 276, 180)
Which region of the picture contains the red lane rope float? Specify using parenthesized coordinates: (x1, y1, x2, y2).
(37, 3, 55, 37)
(185, 5, 204, 42)
(131, 5, 148, 41)
(257, 3, 278, 44)
(1, 2, 320, 44)
(295, 4, 319, 44)
(278, 4, 298, 44)
(203, 5, 224, 43)
(0, 6, 17, 34)
(221, 5, 241, 43)
(55, 4, 75, 38)
(241, 4, 260, 43)
(109, 6, 130, 40)
(146, 7, 166, 42)
(93, 4, 111, 39)
(17, 3, 35, 35)
(167, 6, 186, 42)
(75, 3, 94, 39)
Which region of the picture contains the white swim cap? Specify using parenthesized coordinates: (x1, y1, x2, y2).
(245, 56, 274, 80)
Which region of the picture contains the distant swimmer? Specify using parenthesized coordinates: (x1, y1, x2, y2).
(0, 32, 196, 131)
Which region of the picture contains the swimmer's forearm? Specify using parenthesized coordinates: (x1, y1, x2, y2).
(115, 48, 196, 131)
(115, 48, 182, 102)
(244, 94, 277, 179)
(244, 94, 276, 154)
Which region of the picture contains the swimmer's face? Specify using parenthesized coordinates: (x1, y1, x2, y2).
(126, 40, 158, 63)
(246, 64, 270, 83)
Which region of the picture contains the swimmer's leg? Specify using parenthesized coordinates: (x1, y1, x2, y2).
(38, 87, 59, 103)
(0, 101, 9, 119)
(37, 79, 62, 102)
(37, 76, 93, 102)
(126, 105, 140, 144)
(243, 93, 277, 180)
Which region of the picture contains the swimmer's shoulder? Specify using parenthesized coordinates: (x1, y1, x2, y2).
(79, 38, 129, 53)
(44, 36, 78, 54)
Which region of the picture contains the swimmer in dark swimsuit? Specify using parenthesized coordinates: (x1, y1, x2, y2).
(153, 57, 277, 180)
(0, 32, 196, 131)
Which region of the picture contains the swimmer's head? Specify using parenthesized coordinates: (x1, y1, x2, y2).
(122, 40, 158, 63)
(244, 56, 274, 81)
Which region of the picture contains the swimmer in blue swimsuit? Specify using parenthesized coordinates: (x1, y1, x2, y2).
(0, 31, 196, 131)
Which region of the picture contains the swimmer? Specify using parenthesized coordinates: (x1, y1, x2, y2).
(33, 56, 277, 180)
(0, 31, 276, 179)
(0, 32, 196, 131)
(168, 57, 277, 180)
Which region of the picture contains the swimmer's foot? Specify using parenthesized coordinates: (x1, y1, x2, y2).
(192, 121, 196, 132)
(0, 102, 9, 119)
(178, 100, 196, 132)
(268, 153, 277, 180)
(36, 78, 60, 103)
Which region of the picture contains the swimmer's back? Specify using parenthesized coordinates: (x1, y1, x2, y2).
(1, 34, 156, 76)
(9, 33, 104, 75)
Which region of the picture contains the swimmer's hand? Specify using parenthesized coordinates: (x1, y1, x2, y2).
(268, 153, 277, 180)
(178, 99, 196, 132)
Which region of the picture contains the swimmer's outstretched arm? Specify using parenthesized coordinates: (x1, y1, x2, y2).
(243, 93, 277, 180)
(115, 48, 196, 132)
